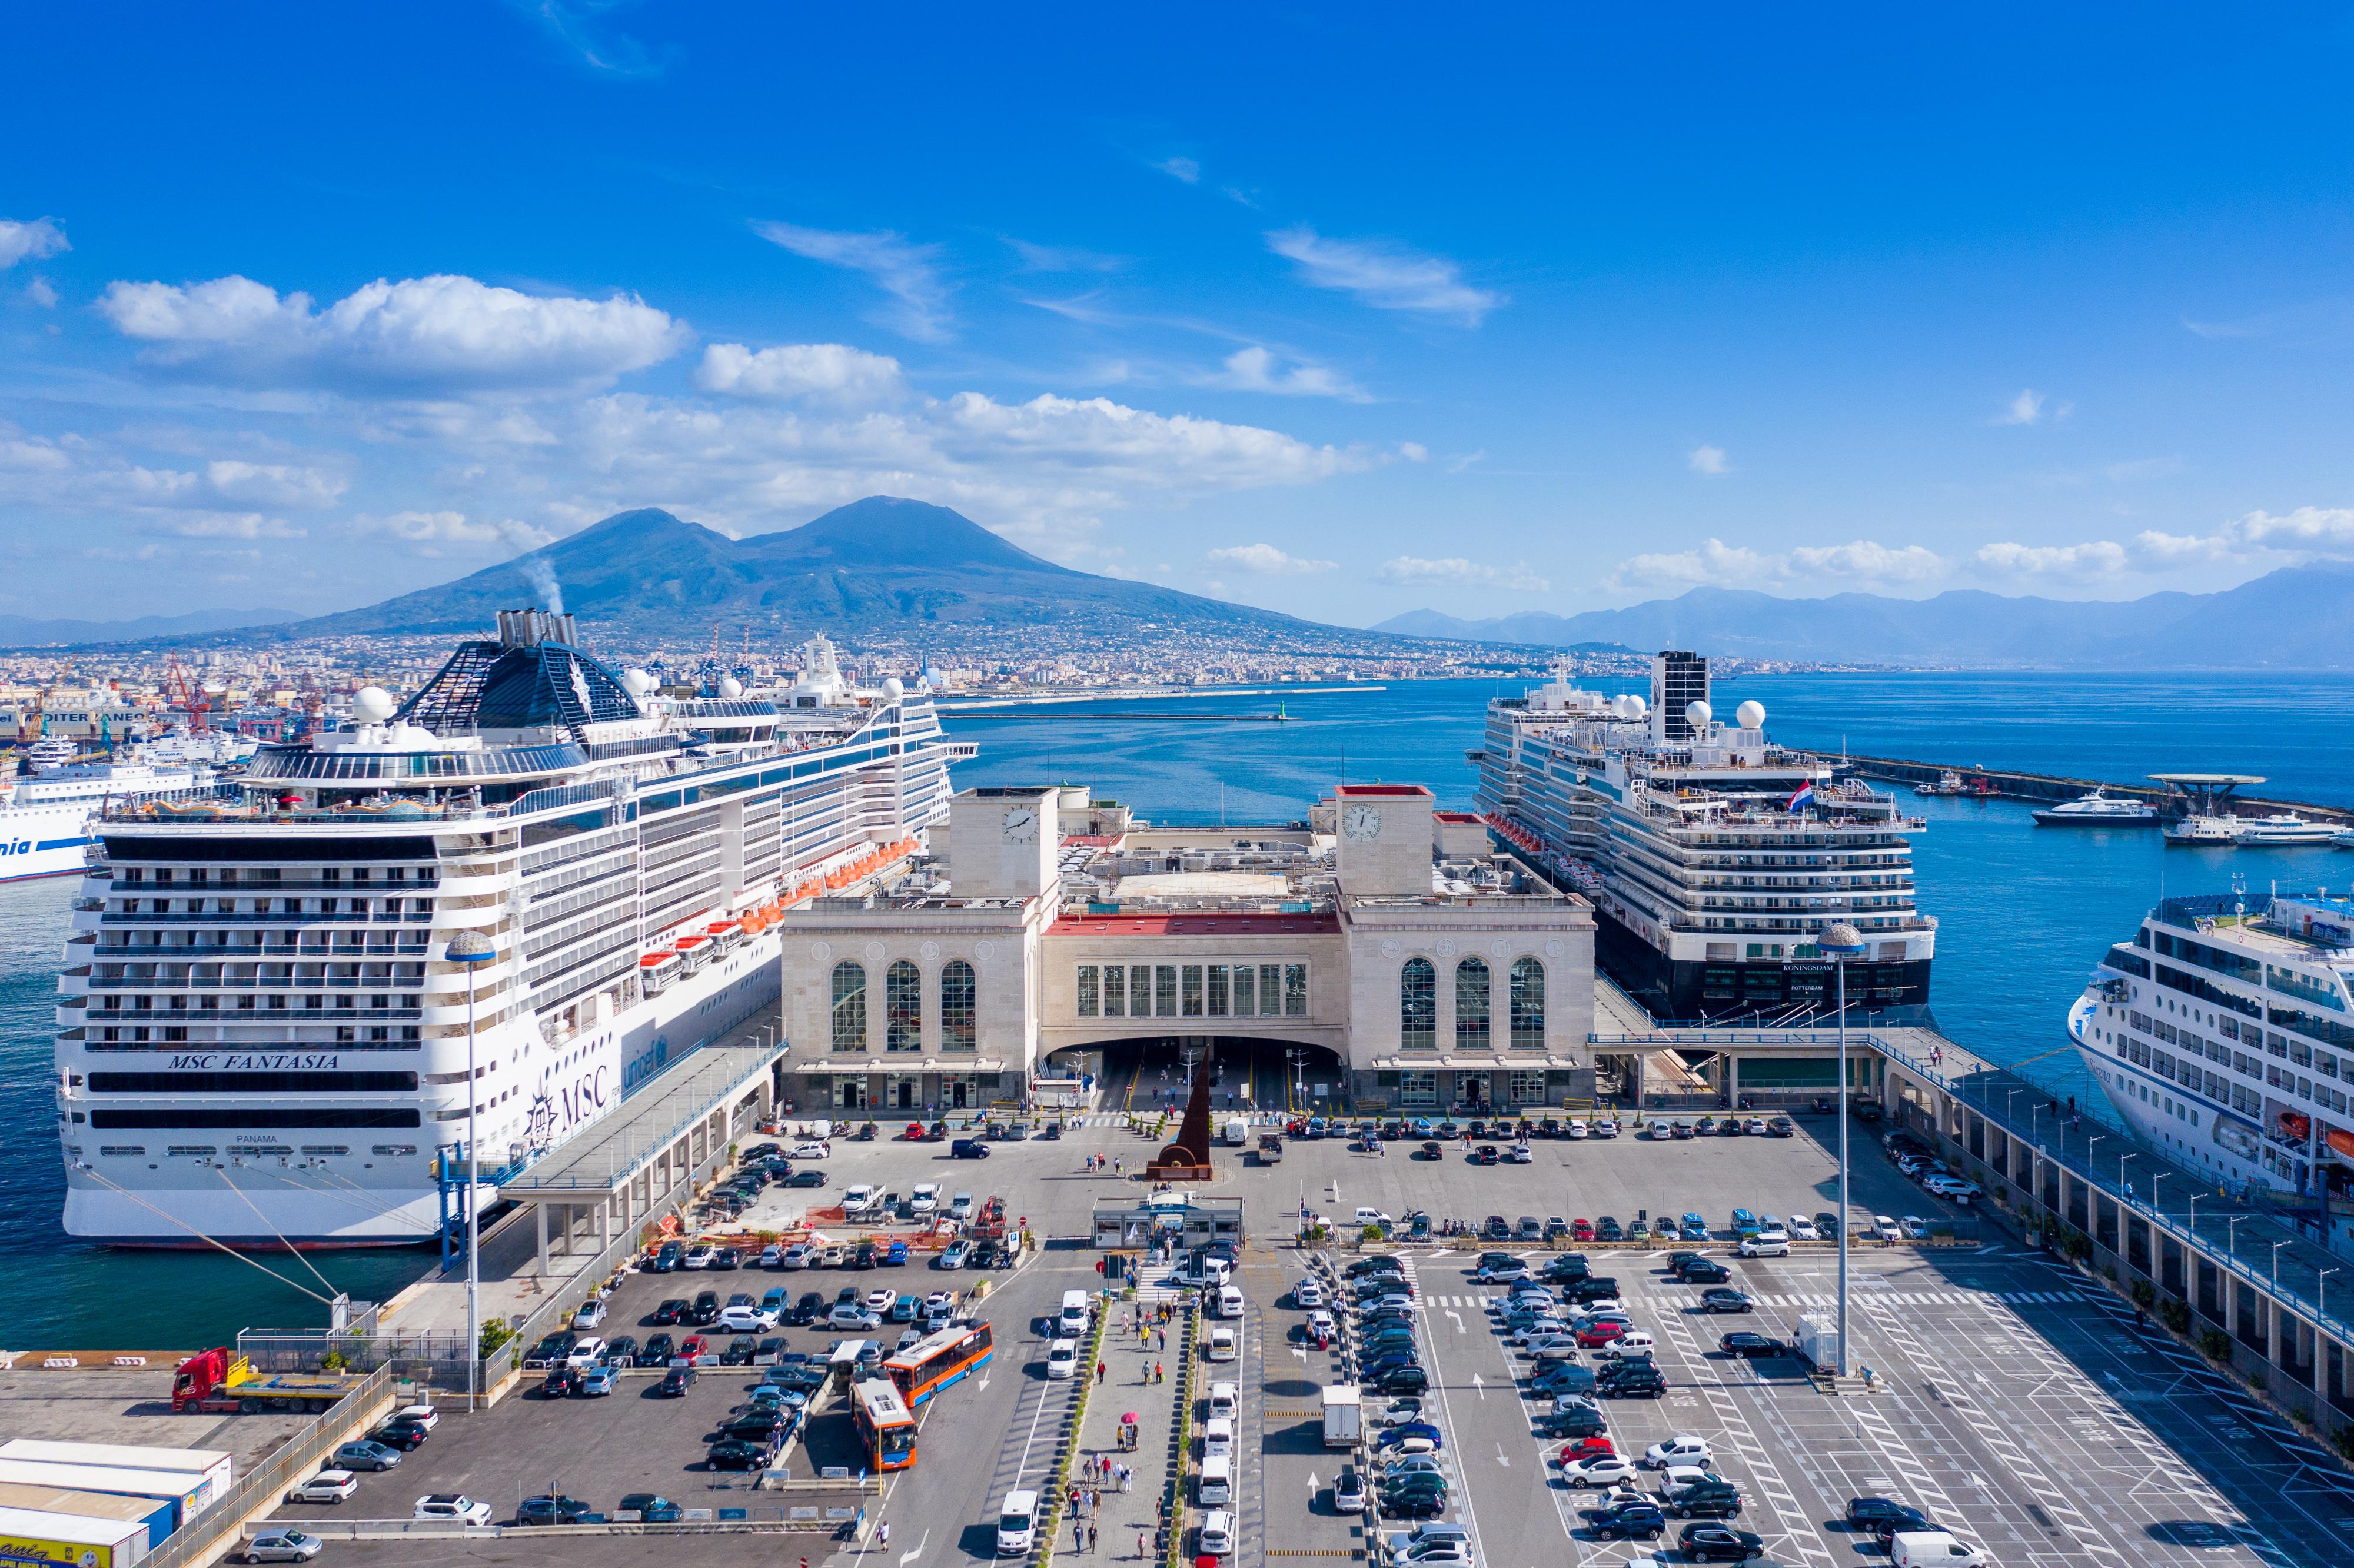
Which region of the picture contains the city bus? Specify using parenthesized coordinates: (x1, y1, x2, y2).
(883, 1321, 995, 1408)
(852, 1379, 917, 1472)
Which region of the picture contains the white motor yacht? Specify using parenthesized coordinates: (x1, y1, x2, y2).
(2031, 787, 2158, 827)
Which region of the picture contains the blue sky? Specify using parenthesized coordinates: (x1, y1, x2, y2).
(5, 5, 2353, 627)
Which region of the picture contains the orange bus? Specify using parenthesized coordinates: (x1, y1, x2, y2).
(884, 1321, 995, 1409)
(852, 1378, 917, 1471)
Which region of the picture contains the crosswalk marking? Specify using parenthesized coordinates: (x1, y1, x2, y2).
(1419, 1288, 2089, 1310)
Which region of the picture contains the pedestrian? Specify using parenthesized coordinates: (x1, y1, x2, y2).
(1121, 1464, 1132, 1494)
(1155, 1360, 1163, 1383)
(1138, 1532, 1148, 1560)
(877, 1522, 890, 1553)
(1157, 1327, 1166, 1351)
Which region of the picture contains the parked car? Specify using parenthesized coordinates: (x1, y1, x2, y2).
(237, 1531, 323, 1564)
(617, 1493, 683, 1523)
(1679, 1522, 1767, 1562)
(331, 1440, 401, 1472)
(658, 1366, 697, 1396)
(1700, 1287, 1753, 1313)
(1587, 1500, 1665, 1541)
(285, 1471, 357, 1506)
(515, 1495, 595, 1527)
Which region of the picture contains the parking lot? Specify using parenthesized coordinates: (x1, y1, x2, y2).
(270, 1106, 2354, 1568)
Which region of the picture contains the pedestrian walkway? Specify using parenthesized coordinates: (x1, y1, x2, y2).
(1067, 1299, 1185, 1560)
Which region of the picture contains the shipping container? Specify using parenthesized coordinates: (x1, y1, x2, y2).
(0, 1447, 228, 1513)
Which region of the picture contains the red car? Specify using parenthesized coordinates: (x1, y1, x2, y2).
(679, 1334, 709, 1361)
(1575, 1320, 1628, 1348)
(1558, 1437, 1616, 1464)
(1571, 1218, 1596, 1241)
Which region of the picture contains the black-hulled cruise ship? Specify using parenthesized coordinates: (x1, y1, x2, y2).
(54, 611, 965, 1245)
(1474, 652, 1935, 1023)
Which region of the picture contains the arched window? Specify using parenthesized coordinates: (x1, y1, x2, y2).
(830, 961, 867, 1053)
(885, 960, 921, 1051)
(1399, 957, 1436, 1050)
(940, 960, 977, 1052)
(1455, 957, 1491, 1050)
(1511, 957, 1546, 1049)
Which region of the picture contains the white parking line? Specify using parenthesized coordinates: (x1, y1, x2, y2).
(1652, 1311, 1837, 1567)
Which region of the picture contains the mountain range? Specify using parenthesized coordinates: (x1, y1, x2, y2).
(278, 497, 1344, 645)
(0, 607, 295, 648)
(1377, 564, 2354, 668)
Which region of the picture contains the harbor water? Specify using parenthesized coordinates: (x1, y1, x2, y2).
(1, 670, 2346, 1347)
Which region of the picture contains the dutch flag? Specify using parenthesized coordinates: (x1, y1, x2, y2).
(1786, 781, 1814, 814)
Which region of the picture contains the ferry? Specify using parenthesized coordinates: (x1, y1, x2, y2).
(1, 747, 222, 884)
(52, 612, 967, 1246)
(2070, 890, 2354, 1194)
(1475, 652, 1934, 1024)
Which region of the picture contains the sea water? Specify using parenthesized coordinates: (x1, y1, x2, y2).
(1, 670, 2344, 1346)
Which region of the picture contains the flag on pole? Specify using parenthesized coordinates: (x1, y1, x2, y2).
(1786, 782, 1814, 813)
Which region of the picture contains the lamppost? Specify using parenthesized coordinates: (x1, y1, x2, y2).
(2320, 1267, 2338, 1323)
(2227, 1214, 2247, 1260)
(448, 928, 498, 1411)
(2272, 1239, 2287, 1280)
(1821, 921, 1867, 1380)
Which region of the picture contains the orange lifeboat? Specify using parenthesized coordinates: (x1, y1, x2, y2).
(2328, 1127, 2354, 1161)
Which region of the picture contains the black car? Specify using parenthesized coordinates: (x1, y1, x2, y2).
(619, 1493, 683, 1523)
(781, 1169, 829, 1186)
(658, 1366, 697, 1396)
(789, 1291, 826, 1326)
(852, 1240, 877, 1270)
(1470, 1144, 1500, 1166)
(1347, 1256, 1406, 1279)
(1415, 1140, 1442, 1160)
(710, 1247, 740, 1271)
(1564, 1277, 1621, 1303)
(1536, 1406, 1608, 1439)
(1588, 1500, 1665, 1541)
(652, 1299, 690, 1325)
(1369, 1364, 1428, 1394)
(1766, 1117, 1794, 1138)
(601, 1334, 639, 1365)
(1598, 1365, 1667, 1398)
(1378, 1491, 1447, 1519)
(950, 1140, 992, 1158)
(1845, 1498, 1931, 1540)
(722, 1336, 758, 1366)
(1482, 1215, 1511, 1240)
(1542, 1256, 1592, 1281)
(706, 1438, 770, 1471)
(1595, 1216, 1623, 1241)
(1664, 1479, 1744, 1519)
(1679, 1522, 1766, 1561)
(639, 1333, 676, 1366)
(1676, 1259, 1731, 1284)
(690, 1291, 722, 1325)
(1361, 1352, 1423, 1380)
(1719, 1332, 1787, 1358)
(371, 1419, 431, 1449)
(540, 1367, 581, 1399)
(516, 1495, 594, 1527)
(724, 1410, 786, 1442)
(1700, 1289, 1754, 1314)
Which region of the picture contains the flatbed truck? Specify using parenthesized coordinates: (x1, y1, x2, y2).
(172, 1348, 359, 1414)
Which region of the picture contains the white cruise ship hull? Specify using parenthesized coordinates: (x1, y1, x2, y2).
(62, 928, 782, 1246)
(0, 801, 95, 882)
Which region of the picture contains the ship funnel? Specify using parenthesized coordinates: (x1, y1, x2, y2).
(493, 609, 578, 648)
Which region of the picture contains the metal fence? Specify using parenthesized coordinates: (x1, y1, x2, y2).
(141, 1364, 396, 1568)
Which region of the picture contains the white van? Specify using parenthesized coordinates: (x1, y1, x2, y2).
(1046, 1339, 1078, 1379)
(1059, 1290, 1092, 1336)
(1197, 1455, 1233, 1506)
(1198, 1509, 1235, 1557)
(996, 1489, 1039, 1556)
(1207, 1381, 1238, 1420)
(1202, 1417, 1235, 1459)
(1206, 1326, 1238, 1361)
(1216, 1284, 1246, 1320)
(1890, 1531, 1987, 1568)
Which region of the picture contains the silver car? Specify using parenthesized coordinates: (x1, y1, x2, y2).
(238, 1531, 323, 1564)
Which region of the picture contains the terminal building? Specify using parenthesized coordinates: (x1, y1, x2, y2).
(774, 783, 1597, 1114)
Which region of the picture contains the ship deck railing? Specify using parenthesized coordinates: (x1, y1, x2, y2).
(88, 939, 433, 958)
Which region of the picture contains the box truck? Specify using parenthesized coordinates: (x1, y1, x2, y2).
(1321, 1384, 1361, 1449)
(1796, 1313, 1841, 1372)
(0, 1503, 153, 1568)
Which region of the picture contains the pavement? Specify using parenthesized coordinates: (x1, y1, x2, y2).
(0, 1366, 317, 1472)
(258, 1101, 2354, 1568)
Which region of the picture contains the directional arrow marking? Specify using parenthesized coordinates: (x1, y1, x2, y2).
(897, 1529, 929, 1565)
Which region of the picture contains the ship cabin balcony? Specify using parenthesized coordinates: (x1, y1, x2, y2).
(101, 870, 440, 894)
(92, 934, 433, 958)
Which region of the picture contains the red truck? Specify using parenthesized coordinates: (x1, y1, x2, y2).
(173, 1347, 360, 1413)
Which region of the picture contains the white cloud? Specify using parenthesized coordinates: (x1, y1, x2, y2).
(1380, 555, 1549, 592)
(1153, 156, 1202, 184)
(1972, 540, 2128, 577)
(694, 342, 905, 404)
(1607, 537, 1951, 594)
(0, 218, 67, 269)
(161, 512, 307, 540)
(2133, 505, 2354, 565)
(1399, 442, 1428, 463)
(1202, 345, 1369, 402)
(1207, 542, 1336, 575)
(753, 221, 953, 343)
(24, 277, 58, 308)
(1994, 388, 2070, 426)
(202, 460, 345, 509)
(1687, 444, 1729, 476)
(1264, 227, 1502, 326)
(357, 510, 555, 552)
(1004, 237, 1126, 273)
(95, 273, 688, 392)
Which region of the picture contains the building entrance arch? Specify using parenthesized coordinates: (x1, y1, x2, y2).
(1051, 1034, 1345, 1117)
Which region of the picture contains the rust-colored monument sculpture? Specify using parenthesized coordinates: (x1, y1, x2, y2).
(1145, 1053, 1215, 1181)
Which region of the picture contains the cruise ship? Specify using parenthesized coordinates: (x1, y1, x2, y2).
(2070, 890, 2354, 1196)
(54, 611, 966, 1246)
(1474, 652, 1936, 1023)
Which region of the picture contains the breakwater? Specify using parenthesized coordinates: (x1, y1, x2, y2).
(1843, 753, 2354, 824)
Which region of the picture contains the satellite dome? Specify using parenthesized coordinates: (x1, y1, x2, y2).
(718, 676, 744, 700)
(621, 667, 656, 698)
(352, 686, 396, 725)
(1685, 700, 1713, 730)
(1735, 700, 1766, 730)
(882, 677, 906, 703)
(1624, 694, 1647, 719)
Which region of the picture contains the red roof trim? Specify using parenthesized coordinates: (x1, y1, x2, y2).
(1334, 784, 1432, 798)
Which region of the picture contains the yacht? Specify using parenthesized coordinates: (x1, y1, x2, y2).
(52, 611, 968, 1246)
(2030, 787, 2159, 827)
(2237, 814, 2338, 846)
(1476, 652, 1934, 1024)
(2071, 890, 2354, 1194)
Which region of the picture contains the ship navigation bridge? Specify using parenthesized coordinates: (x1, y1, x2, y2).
(491, 1036, 784, 1275)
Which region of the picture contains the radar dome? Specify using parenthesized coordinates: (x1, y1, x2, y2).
(621, 667, 656, 698)
(718, 676, 744, 700)
(1685, 700, 1713, 730)
(1735, 700, 1766, 730)
(882, 677, 905, 703)
(1624, 694, 1647, 719)
(352, 686, 396, 725)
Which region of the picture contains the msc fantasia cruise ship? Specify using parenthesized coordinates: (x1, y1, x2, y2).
(1475, 652, 1935, 1023)
(53, 611, 965, 1246)
(2072, 890, 2354, 1196)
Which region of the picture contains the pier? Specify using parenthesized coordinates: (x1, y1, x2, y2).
(1844, 751, 2354, 825)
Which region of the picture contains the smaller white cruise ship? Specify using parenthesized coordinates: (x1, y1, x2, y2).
(2072, 890, 2354, 1194)
(1, 748, 220, 883)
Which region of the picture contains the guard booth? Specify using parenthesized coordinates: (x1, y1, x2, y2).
(1092, 1194, 1244, 1252)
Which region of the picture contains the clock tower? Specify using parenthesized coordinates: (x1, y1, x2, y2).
(949, 785, 1060, 901)
(1332, 784, 1435, 897)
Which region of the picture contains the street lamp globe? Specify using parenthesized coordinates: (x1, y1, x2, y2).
(1821, 921, 1866, 954)
(448, 929, 497, 966)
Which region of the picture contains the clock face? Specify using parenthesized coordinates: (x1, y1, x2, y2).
(1342, 804, 1382, 843)
(1003, 806, 1039, 844)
